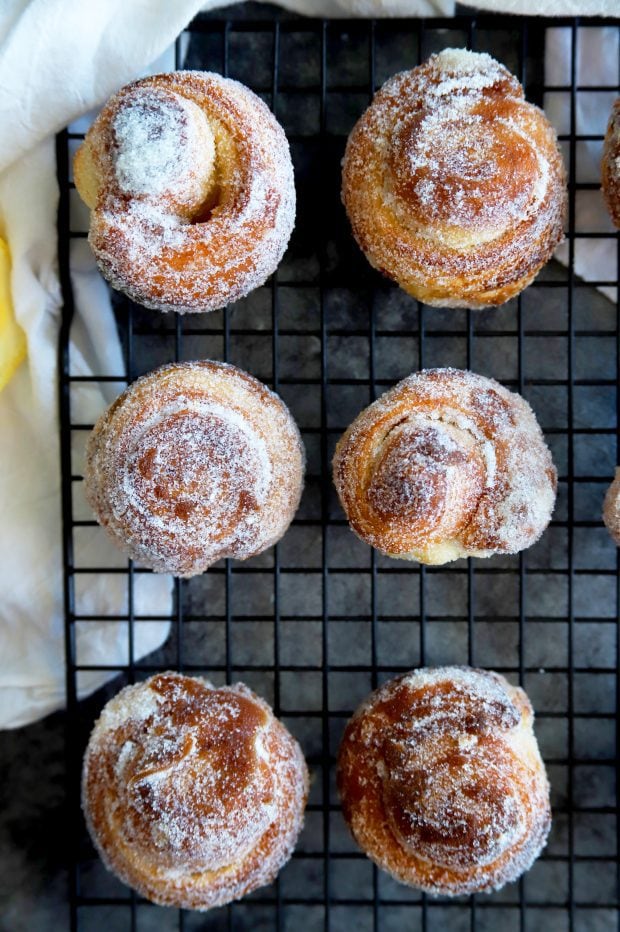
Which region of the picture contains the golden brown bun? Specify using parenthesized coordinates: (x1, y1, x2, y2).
(602, 98, 620, 228)
(333, 367, 556, 565)
(74, 72, 295, 314)
(603, 467, 620, 544)
(84, 361, 304, 576)
(342, 49, 567, 308)
(338, 666, 551, 896)
(82, 672, 308, 910)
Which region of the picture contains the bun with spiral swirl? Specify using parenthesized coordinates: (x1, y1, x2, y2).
(74, 72, 295, 313)
(602, 467, 620, 545)
(602, 98, 620, 228)
(342, 49, 566, 308)
(333, 368, 556, 565)
(84, 360, 304, 576)
(338, 666, 551, 896)
(83, 672, 308, 909)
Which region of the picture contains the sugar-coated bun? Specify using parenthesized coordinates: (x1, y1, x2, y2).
(342, 49, 567, 308)
(74, 72, 295, 313)
(602, 98, 620, 228)
(84, 361, 304, 576)
(603, 467, 620, 544)
(338, 666, 551, 896)
(82, 673, 309, 910)
(333, 367, 556, 565)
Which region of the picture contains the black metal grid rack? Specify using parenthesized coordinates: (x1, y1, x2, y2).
(57, 11, 620, 932)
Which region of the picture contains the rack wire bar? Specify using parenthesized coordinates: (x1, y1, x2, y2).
(57, 12, 620, 932)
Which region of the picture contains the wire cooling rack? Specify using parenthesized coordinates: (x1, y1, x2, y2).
(57, 10, 620, 932)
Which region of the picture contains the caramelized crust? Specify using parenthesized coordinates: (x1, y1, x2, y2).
(602, 98, 620, 228)
(84, 361, 304, 576)
(342, 49, 567, 308)
(338, 667, 551, 896)
(82, 673, 308, 909)
(603, 467, 620, 545)
(333, 368, 556, 565)
(74, 72, 295, 313)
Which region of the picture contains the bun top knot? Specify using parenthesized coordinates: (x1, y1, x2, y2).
(111, 87, 216, 213)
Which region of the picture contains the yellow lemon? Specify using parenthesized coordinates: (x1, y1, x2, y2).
(0, 238, 26, 392)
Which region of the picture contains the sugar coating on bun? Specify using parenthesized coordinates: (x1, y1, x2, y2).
(602, 98, 620, 228)
(603, 467, 620, 545)
(338, 666, 551, 896)
(84, 361, 304, 576)
(112, 88, 216, 205)
(333, 367, 557, 565)
(82, 673, 308, 910)
(74, 72, 295, 314)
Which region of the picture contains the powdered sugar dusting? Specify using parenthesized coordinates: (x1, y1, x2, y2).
(84, 361, 304, 576)
(77, 71, 295, 314)
(112, 88, 215, 202)
(333, 368, 557, 564)
(338, 666, 551, 895)
(603, 466, 620, 544)
(82, 673, 308, 910)
(120, 398, 273, 539)
(342, 49, 567, 307)
(432, 48, 498, 76)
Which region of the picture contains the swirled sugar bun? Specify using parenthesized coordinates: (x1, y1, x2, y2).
(333, 368, 557, 565)
(82, 673, 308, 910)
(603, 467, 620, 545)
(84, 361, 304, 576)
(602, 98, 620, 228)
(74, 72, 295, 313)
(338, 666, 551, 896)
(342, 49, 567, 308)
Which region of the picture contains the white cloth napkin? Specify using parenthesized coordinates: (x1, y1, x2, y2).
(0, 1, 210, 729)
(0, 0, 617, 729)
